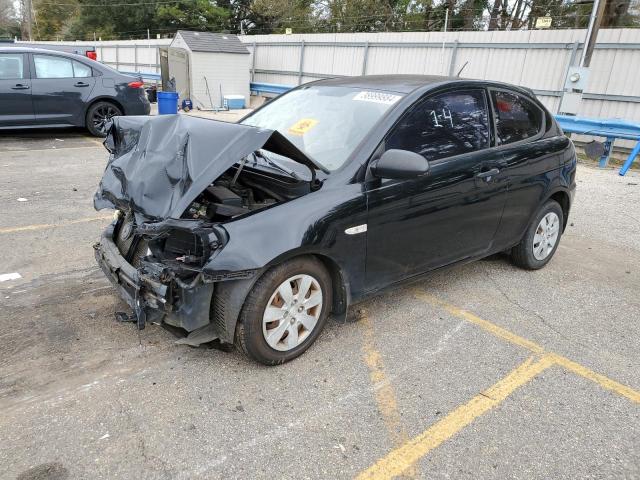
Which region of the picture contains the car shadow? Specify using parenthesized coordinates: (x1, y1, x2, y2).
(0, 127, 101, 152)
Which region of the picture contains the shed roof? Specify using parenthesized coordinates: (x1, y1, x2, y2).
(175, 31, 249, 55)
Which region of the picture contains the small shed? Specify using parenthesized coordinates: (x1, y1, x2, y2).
(168, 30, 250, 109)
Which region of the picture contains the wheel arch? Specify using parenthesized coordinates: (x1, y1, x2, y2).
(213, 250, 351, 345)
(508, 186, 572, 253)
(84, 97, 125, 125)
(546, 188, 571, 232)
(308, 253, 350, 320)
(263, 250, 351, 320)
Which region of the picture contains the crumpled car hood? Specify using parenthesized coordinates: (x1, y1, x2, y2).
(94, 115, 320, 223)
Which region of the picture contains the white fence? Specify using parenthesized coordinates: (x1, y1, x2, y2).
(94, 39, 170, 75)
(19, 29, 640, 144)
(21, 30, 640, 116)
(17, 39, 172, 75)
(244, 29, 640, 122)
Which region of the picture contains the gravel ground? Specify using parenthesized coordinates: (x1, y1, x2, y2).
(0, 126, 638, 480)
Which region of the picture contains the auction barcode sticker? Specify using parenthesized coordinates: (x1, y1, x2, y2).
(353, 91, 402, 105)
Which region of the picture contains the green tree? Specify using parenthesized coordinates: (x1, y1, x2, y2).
(249, 0, 315, 33)
(156, 0, 229, 31)
(33, 0, 78, 40)
(325, 0, 401, 32)
(68, 0, 160, 40)
(0, 0, 22, 39)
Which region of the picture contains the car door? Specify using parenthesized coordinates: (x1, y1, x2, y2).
(0, 52, 35, 127)
(365, 87, 508, 291)
(487, 89, 565, 249)
(30, 53, 97, 126)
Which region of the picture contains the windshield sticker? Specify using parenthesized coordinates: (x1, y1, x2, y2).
(288, 118, 318, 136)
(353, 91, 402, 105)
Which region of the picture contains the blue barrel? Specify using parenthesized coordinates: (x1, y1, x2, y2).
(157, 91, 179, 115)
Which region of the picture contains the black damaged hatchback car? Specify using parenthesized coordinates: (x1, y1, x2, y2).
(94, 75, 576, 365)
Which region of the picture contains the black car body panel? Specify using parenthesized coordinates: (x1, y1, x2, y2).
(93, 75, 577, 347)
(0, 47, 149, 130)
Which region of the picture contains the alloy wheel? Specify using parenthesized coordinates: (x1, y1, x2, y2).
(532, 212, 560, 260)
(262, 274, 323, 352)
(92, 104, 119, 135)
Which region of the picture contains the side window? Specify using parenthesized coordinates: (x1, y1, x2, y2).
(34, 55, 74, 79)
(491, 91, 543, 145)
(72, 60, 92, 78)
(386, 89, 490, 162)
(0, 53, 25, 80)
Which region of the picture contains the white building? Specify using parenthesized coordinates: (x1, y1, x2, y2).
(168, 30, 250, 109)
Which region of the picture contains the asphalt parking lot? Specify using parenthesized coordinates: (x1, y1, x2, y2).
(1, 125, 639, 480)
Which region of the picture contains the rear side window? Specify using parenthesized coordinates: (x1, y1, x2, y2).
(34, 54, 74, 78)
(72, 60, 92, 78)
(0, 53, 25, 80)
(491, 91, 543, 145)
(386, 89, 490, 162)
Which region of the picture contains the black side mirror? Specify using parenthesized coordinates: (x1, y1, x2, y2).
(370, 149, 430, 180)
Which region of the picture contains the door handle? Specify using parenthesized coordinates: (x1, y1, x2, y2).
(476, 168, 500, 180)
(11, 84, 30, 90)
(74, 82, 90, 87)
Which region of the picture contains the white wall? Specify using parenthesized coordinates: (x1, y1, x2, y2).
(190, 51, 251, 109)
(240, 29, 640, 148)
(19, 31, 640, 140)
(18, 39, 171, 74)
(240, 30, 640, 115)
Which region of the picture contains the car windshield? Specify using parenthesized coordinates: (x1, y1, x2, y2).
(241, 85, 404, 171)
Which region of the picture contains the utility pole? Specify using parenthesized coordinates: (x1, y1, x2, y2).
(24, 0, 33, 40)
(559, 0, 606, 115)
(580, 0, 607, 67)
(147, 29, 152, 71)
(441, 8, 449, 75)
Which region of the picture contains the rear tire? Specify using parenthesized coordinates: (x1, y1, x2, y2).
(511, 200, 563, 270)
(235, 257, 332, 365)
(86, 101, 122, 137)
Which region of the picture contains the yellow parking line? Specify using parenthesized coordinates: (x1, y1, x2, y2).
(413, 290, 640, 404)
(356, 290, 640, 480)
(549, 354, 640, 404)
(356, 355, 555, 480)
(0, 215, 113, 234)
(414, 292, 545, 354)
(87, 137, 106, 147)
(361, 314, 416, 477)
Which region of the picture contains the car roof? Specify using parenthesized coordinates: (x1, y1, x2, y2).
(313, 75, 455, 94)
(0, 46, 90, 62)
(312, 74, 536, 98)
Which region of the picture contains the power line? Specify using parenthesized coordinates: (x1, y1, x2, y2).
(76, 18, 629, 41)
(34, 0, 600, 13)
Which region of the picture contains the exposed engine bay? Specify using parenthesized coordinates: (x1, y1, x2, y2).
(184, 160, 312, 222)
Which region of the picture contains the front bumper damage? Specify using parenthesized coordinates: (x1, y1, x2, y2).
(94, 222, 217, 345)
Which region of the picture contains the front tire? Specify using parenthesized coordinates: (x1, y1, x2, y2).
(511, 200, 564, 270)
(235, 257, 332, 365)
(86, 101, 122, 137)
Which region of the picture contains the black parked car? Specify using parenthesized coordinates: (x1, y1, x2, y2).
(94, 75, 576, 365)
(0, 47, 150, 136)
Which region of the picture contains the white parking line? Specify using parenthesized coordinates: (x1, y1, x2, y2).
(0, 272, 22, 282)
(0, 145, 103, 154)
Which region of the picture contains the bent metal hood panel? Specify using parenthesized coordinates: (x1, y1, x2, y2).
(94, 115, 317, 222)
